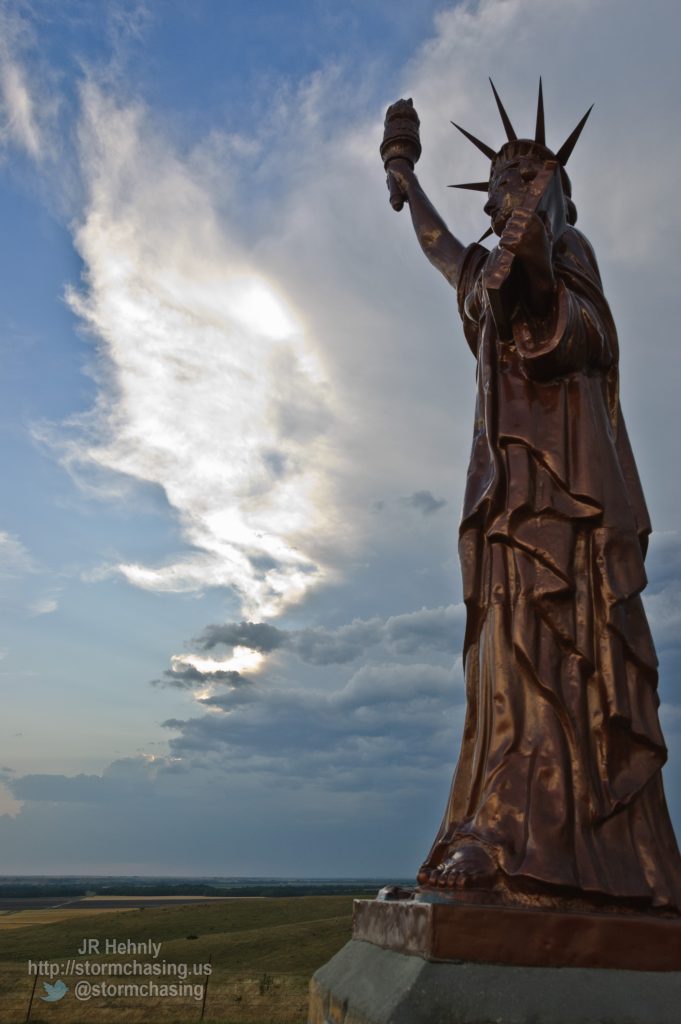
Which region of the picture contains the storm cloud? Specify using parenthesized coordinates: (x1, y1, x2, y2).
(195, 604, 465, 670)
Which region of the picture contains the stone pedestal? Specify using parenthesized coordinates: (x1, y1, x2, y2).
(308, 898, 681, 1024)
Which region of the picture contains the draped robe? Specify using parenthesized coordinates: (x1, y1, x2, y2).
(426, 226, 681, 910)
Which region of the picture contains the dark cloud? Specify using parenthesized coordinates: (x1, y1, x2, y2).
(195, 605, 464, 668)
(261, 448, 289, 478)
(642, 533, 681, 712)
(106, 656, 469, 842)
(402, 490, 448, 516)
(248, 553, 285, 573)
(6, 757, 187, 804)
(0, 757, 448, 876)
(335, 662, 457, 709)
(197, 616, 383, 665)
(269, 347, 333, 442)
(289, 619, 384, 665)
(644, 583, 681, 655)
(198, 620, 288, 654)
(9, 773, 122, 803)
(385, 605, 465, 655)
(646, 532, 681, 592)
(162, 658, 465, 788)
(151, 663, 244, 689)
(198, 688, 260, 711)
(160, 609, 456, 693)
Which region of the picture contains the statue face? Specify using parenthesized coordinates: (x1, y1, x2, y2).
(485, 156, 544, 235)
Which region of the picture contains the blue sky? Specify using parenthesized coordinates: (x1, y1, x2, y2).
(1, 0, 680, 876)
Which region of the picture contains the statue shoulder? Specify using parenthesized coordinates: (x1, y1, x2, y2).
(457, 242, 491, 318)
(556, 225, 603, 285)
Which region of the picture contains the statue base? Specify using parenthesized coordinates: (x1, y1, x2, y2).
(307, 897, 681, 1024)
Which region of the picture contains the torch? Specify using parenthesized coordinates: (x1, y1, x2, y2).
(380, 98, 421, 212)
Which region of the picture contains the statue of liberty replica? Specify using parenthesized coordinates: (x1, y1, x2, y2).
(309, 82, 681, 1024)
(381, 81, 681, 913)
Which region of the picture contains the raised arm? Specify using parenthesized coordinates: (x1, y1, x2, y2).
(387, 158, 466, 290)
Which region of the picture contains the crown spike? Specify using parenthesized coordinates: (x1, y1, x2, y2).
(556, 104, 593, 165)
(451, 121, 497, 161)
(489, 78, 517, 141)
(477, 227, 494, 243)
(535, 77, 545, 145)
(448, 181, 490, 192)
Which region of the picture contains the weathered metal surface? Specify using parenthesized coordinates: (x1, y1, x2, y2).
(382, 81, 681, 914)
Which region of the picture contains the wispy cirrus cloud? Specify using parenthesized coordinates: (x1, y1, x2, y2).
(0, 530, 34, 577)
(27, 594, 59, 616)
(0, 4, 60, 162)
(0, 57, 41, 158)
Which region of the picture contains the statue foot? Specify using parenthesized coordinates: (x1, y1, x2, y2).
(418, 841, 499, 890)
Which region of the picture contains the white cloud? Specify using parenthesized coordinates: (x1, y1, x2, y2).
(0, 6, 59, 162)
(52, 83, 349, 618)
(0, 530, 33, 577)
(55, 0, 681, 626)
(0, 780, 22, 818)
(27, 595, 59, 617)
(0, 58, 41, 158)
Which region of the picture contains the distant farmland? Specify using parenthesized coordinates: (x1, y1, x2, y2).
(0, 895, 355, 1022)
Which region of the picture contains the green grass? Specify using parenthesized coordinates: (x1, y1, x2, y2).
(0, 896, 355, 1023)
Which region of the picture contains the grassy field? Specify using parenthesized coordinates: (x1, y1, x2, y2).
(0, 896, 355, 1023)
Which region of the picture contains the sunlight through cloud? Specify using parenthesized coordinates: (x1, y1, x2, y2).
(61, 84, 341, 618)
(173, 647, 265, 676)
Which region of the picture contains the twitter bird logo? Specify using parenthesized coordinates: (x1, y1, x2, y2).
(40, 979, 68, 1002)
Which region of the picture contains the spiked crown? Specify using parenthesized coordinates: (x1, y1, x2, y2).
(450, 79, 593, 201)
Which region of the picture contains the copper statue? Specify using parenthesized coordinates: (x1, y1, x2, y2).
(382, 82, 681, 913)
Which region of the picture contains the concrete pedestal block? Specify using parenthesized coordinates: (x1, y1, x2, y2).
(308, 938, 681, 1024)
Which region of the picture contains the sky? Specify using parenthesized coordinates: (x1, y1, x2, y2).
(0, 0, 680, 877)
